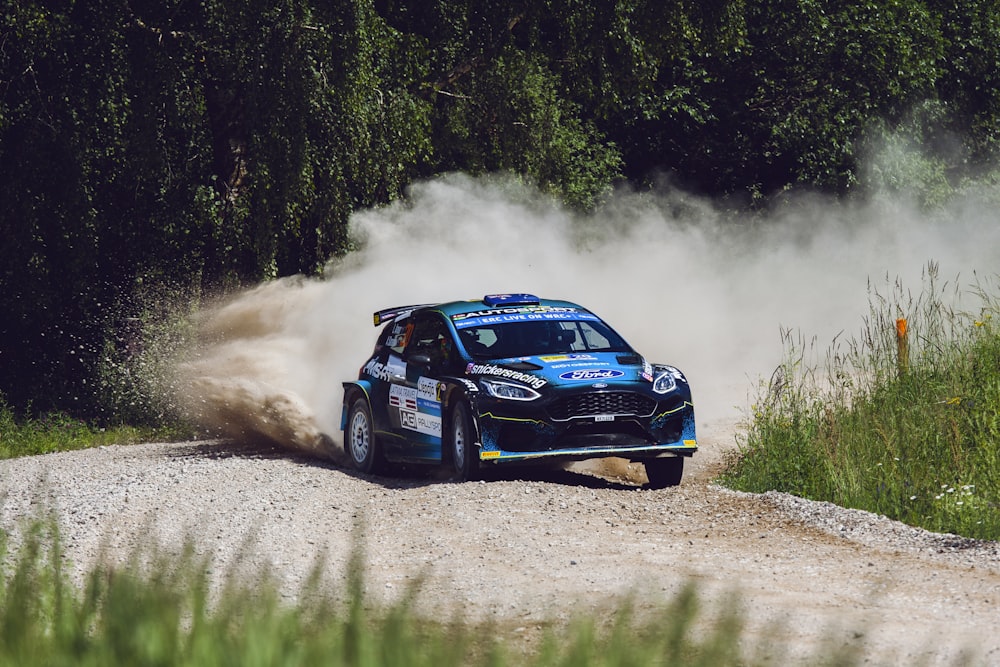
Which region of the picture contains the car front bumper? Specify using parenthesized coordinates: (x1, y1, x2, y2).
(473, 390, 697, 464)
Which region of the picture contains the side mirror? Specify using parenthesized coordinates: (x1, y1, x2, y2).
(407, 352, 432, 367)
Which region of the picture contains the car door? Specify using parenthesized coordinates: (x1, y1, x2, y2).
(383, 312, 457, 461)
(361, 316, 410, 436)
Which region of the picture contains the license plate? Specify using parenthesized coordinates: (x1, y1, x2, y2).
(594, 415, 614, 422)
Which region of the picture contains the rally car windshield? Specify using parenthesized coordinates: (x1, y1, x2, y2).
(458, 319, 632, 360)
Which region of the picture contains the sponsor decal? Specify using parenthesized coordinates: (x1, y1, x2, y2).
(385, 320, 412, 349)
(399, 409, 441, 437)
(642, 360, 654, 382)
(481, 450, 501, 459)
(392, 381, 441, 420)
(417, 376, 442, 402)
(452, 305, 579, 322)
(452, 306, 600, 329)
(363, 359, 392, 382)
(466, 363, 547, 389)
(417, 398, 441, 415)
(418, 412, 442, 435)
(558, 368, 625, 381)
(389, 384, 418, 411)
(550, 360, 605, 369)
(539, 354, 597, 362)
(387, 355, 406, 377)
(399, 408, 417, 429)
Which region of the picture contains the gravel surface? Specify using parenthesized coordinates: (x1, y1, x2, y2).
(1, 419, 998, 664)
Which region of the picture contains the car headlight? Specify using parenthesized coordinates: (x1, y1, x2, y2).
(652, 369, 677, 394)
(481, 379, 541, 401)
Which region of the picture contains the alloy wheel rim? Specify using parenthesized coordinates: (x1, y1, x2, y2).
(350, 411, 369, 462)
(453, 419, 466, 468)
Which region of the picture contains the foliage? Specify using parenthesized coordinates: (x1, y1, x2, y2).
(428, 50, 622, 209)
(0, 519, 903, 666)
(0, 394, 187, 458)
(721, 266, 1000, 541)
(2, 0, 1000, 417)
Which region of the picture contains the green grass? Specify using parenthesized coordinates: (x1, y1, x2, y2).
(720, 265, 1000, 540)
(0, 519, 916, 667)
(3, 268, 999, 662)
(0, 399, 189, 459)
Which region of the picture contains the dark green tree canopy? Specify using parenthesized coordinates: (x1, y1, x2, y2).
(1, 0, 997, 415)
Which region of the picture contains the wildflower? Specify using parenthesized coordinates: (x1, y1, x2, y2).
(909, 495, 917, 501)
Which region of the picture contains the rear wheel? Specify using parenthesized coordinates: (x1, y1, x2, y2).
(345, 397, 383, 474)
(645, 456, 684, 489)
(449, 401, 480, 481)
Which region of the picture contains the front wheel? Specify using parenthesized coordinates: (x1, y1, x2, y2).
(345, 397, 384, 474)
(644, 456, 684, 489)
(449, 401, 480, 482)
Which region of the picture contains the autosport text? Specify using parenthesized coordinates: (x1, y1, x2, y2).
(452, 307, 599, 329)
(452, 305, 579, 321)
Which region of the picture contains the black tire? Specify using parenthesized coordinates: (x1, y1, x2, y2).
(345, 397, 383, 474)
(645, 456, 684, 489)
(449, 401, 480, 481)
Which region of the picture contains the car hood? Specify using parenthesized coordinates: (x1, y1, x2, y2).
(468, 352, 655, 389)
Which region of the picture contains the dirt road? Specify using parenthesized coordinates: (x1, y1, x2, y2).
(0, 418, 997, 664)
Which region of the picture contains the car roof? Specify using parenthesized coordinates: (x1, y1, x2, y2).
(373, 294, 591, 326)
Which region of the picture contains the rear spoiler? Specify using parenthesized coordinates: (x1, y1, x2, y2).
(373, 304, 434, 326)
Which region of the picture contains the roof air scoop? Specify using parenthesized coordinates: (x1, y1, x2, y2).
(483, 294, 540, 307)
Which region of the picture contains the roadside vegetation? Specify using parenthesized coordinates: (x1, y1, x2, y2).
(0, 399, 189, 459)
(0, 521, 915, 667)
(2, 2, 998, 661)
(5, 0, 1000, 421)
(720, 265, 1000, 541)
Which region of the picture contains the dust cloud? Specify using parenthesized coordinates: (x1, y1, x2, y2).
(173, 173, 1000, 458)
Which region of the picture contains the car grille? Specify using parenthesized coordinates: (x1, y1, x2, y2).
(548, 392, 656, 421)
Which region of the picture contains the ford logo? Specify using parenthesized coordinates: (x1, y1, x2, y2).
(559, 369, 625, 381)
(591, 382, 608, 388)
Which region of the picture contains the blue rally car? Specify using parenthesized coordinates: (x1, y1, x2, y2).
(341, 294, 697, 487)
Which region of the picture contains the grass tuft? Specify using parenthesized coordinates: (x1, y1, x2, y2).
(0, 397, 190, 459)
(721, 263, 1000, 540)
(0, 517, 900, 666)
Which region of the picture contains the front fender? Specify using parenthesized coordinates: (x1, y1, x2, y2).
(439, 376, 483, 444)
(439, 376, 480, 410)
